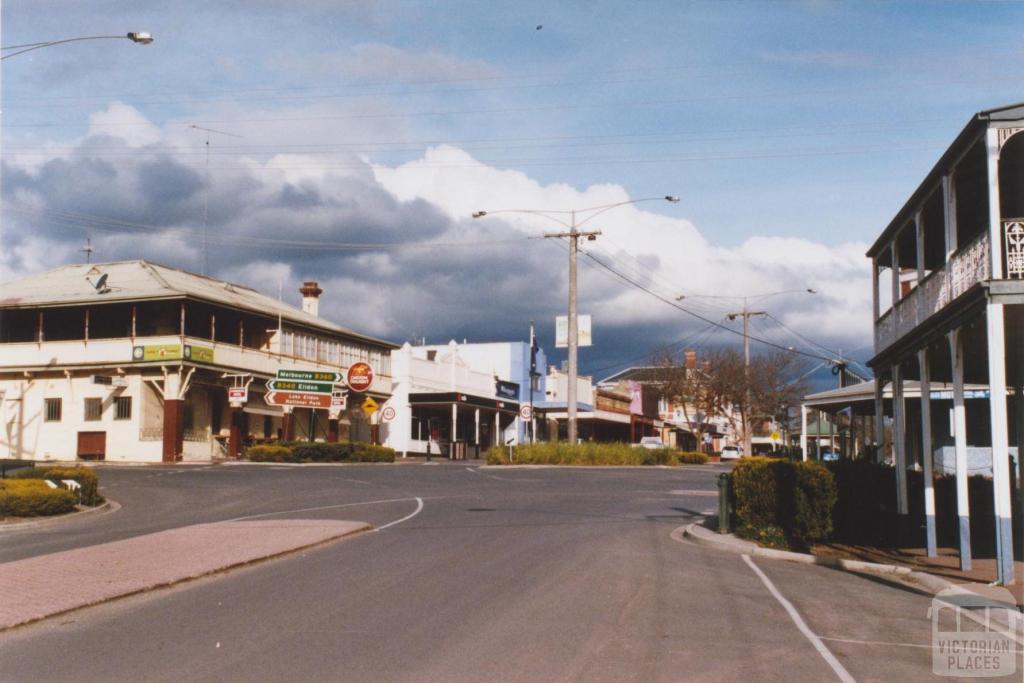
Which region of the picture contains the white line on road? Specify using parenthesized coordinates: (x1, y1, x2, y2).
(743, 554, 857, 683)
(374, 497, 424, 532)
(224, 497, 421, 523)
(818, 636, 1024, 653)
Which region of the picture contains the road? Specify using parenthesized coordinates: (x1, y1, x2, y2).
(0, 462, 1017, 682)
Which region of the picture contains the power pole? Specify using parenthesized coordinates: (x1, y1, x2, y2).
(529, 320, 539, 444)
(544, 213, 600, 445)
(727, 297, 766, 456)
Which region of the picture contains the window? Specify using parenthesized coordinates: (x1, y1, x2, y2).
(84, 398, 103, 421)
(44, 398, 62, 422)
(114, 396, 132, 420)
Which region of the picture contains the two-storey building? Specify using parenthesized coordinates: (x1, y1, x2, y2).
(0, 260, 396, 463)
(867, 103, 1022, 584)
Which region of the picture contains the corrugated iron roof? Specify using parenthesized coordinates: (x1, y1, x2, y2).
(0, 259, 398, 348)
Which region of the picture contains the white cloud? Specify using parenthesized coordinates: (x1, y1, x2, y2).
(87, 102, 162, 147)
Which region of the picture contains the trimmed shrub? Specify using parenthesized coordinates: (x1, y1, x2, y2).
(352, 444, 396, 462)
(731, 457, 837, 549)
(246, 445, 295, 463)
(677, 451, 710, 465)
(487, 442, 708, 466)
(0, 479, 77, 517)
(246, 441, 395, 463)
(11, 466, 102, 505)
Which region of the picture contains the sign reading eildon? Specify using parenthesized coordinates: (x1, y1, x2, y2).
(346, 362, 374, 392)
(266, 379, 334, 394)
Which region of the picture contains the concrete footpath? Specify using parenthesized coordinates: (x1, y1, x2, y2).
(0, 519, 369, 631)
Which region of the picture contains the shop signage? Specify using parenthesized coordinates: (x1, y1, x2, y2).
(277, 369, 343, 383)
(132, 344, 182, 361)
(228, 387, 248, 403)
(265, 379, 334, 394)
(495, 380, 519, 400)
(265, 391, 333, 409)
(346, 362, 374, 392)
(185, 344, 215, 363)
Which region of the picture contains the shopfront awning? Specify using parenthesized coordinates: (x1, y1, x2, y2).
(408, 391, 519, 414)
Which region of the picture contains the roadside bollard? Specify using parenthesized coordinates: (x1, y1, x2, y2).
(717, 472, 731, 534)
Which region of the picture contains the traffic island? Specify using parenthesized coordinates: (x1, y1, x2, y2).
(0, 518, 370, 631)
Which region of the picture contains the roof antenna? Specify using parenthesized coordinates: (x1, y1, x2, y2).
(80, 237, 95, 264)
(190, 124, 243, 276)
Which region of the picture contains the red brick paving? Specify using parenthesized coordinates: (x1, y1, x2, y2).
(0, 519, 369, 630)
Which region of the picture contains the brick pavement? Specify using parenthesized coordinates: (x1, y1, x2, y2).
(0, 519, 369, 631)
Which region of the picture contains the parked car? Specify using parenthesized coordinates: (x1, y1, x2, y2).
(820, 447, 841, 462)
(720, 445, 741, 460)
(635, 436, 665, 450)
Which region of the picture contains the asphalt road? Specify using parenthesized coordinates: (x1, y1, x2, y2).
(1, 462, 1019, 682)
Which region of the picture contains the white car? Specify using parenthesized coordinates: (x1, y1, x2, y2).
(720, 445, 741, 460)
(636, 436, 665, 450)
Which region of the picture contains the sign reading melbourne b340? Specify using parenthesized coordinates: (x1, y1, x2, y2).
(276, 369, 343, 383)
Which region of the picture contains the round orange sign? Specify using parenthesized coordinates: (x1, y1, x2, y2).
(346, 362, 374, 392)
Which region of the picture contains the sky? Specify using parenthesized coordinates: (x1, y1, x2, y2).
(2, 0, 1022, 386)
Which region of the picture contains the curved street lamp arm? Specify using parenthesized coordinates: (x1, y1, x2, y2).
(473, 195, 678, 231)
(1, 33, 153, 61)
(573, 196, 678, 229)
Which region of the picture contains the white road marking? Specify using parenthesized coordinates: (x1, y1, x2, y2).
(743, 554, 857, 683)
(224, 497, 421, 523)
(374, 496, 424, 532)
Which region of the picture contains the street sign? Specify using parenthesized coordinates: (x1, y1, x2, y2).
(331, 390, 347, 410)
(381, 405, 396, 422)
(346, 362, 374, 392)
(276, 369, 344, 383)
(228, 386, 248, 403)
(265, 379, 334, 394)
(361, 396, 379, 417)
(265, 391, 333, 409)
(519, 405, 533, 421)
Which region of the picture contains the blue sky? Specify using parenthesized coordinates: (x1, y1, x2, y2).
(2, 1, 1022, 383)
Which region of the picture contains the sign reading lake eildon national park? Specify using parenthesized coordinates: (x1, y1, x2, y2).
(346, 362, 374, 392)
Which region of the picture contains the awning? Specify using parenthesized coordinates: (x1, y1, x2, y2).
(408, 391, 519, 414)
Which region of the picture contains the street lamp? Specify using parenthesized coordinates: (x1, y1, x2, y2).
(2, 32, 155, 60)
(473, 195, 679, 445)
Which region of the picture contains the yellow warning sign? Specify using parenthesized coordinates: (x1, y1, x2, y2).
(361, 396, 379, 417)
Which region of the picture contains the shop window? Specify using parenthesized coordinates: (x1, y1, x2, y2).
(84, 398, 103, 421)
(114, 396, 132, 420)
(44, 398, 62, 422)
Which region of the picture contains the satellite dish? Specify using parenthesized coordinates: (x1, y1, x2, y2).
(95, 273, 109, 291)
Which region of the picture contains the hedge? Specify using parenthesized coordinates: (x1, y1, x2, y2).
(486, 442, 708, 466)
(10, 466, 103, 506)
(247, 442, 395, 463)
(731, 457, 837, 549)
(0, 479, 77, 517)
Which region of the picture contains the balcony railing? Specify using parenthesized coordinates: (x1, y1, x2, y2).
(0, 335, 392, 394)
(875, 231, 991, 352)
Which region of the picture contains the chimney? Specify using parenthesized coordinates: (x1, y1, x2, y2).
(685, 349, 697, 370)
(299, 281, 322, 317)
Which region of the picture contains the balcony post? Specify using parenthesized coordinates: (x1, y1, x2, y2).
(890, 242, 900, 308)
(892, 362, 908, 516)
(874, 373, 885, 465)
(986, 302, 1014, 584)
(943, 174, 958, 260)
(986, 127, 1004, 279)
(917, 348, 937, 557)
(948, 327, 972, 571)
(872, 257, 880, 321)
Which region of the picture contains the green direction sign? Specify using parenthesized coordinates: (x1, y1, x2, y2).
(266, 379, 334, 394)
(276, 369, 344, 383)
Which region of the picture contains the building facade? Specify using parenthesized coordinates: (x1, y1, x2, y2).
(0, 261, 396, 463)
(383, 340, 542, 457)
(866, 103, 1023, 584)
